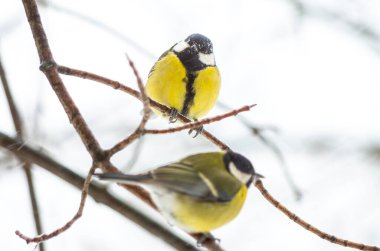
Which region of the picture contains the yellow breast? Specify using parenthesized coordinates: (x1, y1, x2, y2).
(146, 51, 221, 119)
(146, 52, 187, 114)
(161, 185, 248, 233)
(188, 66, 221, 119)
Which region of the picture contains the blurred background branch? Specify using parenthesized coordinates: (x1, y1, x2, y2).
(0, 54, 45, 251)
(287, 0, 380, 52)
(1, 0, 379, 250)
(0, 131, 200, 251)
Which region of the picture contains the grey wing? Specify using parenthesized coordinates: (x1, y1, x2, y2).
(149, 162, 225, 202)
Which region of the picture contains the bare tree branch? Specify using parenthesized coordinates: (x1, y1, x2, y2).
(125, 55, 150, 132)
(0, 54, 45, 251)
(144, 105, 255, 134)
(255, 179, 380, 251)
(216, 101, 302, 200)
(0, 57, 24, 136)
(16, 164, 96, 243)
(17, 1, 378, 250)
(287, 0, 380, 52)
(0, 131, 200, 251)
(22, 0, 105, 162)
(255, 133, 302, 200)
(19, 1, 225, 249)
(107, 105, 253, 156)
(57, 65, 230, 151)
(104, 55, 152, 157)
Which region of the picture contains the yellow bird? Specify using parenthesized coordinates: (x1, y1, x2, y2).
(95, 151, 262, 241)
(146, 34, 221, 135)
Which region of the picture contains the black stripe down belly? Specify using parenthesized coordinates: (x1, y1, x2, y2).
(180, 72, 197, 117)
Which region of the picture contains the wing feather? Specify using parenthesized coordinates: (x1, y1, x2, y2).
(148, 154, 242, 202)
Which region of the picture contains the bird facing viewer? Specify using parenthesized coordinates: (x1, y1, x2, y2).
(146, 34, 221, 126)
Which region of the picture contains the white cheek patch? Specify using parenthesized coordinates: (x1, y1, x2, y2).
(229, 162, 252, 184)
(173, 41, 190, 52)
(198, 52, 215, 66)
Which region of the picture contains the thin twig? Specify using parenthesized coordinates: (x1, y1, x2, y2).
(254, 179, 380, 251)
(20, 0, 106, 244)
(20, 0, 156, 245)
(103, 55, 151, 157)
(107, 105, 253, 156)
(20, 0, 222, 249)
(144, 105, 255, 135)
(0, 132, 200, 251)
(124, 136, 145, 172)
(57, 65, 230, 150)
(106, 131, 141, 157)
(125, 54, 150, 131)
(217, 101, 302, 200)
(287, 0, 380, 53)
(255, 133, 302, 200)
(217, 101, 277, 134)
(22, 163, 45, 251)
(19, 2, 224, 248)
(0, 56, 24, 136)
(16, 164, 96, 243)
(0, 54, 45, 251)
(22, 0, 105, 162)
(8, 3, 377, 247)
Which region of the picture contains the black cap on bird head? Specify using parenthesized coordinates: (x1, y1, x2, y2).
(185, 33, 213, 54)
(172, 33, 216, 71)
(223, 151, 263, 187)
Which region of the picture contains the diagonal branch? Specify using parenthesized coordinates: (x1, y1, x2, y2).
(104, 55, 152, 158)
(0, 54, 45, 251)
(0, 57, 24, 136)
(106, 105, 253, 157)
(125, 55, 150, 131)
(16, 164, 96, 243)
(254, 133, 302, 200)
(17, 2, 378, 250)
(255, 179, 380, 251)
(22, 0, 105, 162)
(144, 105, 255, 135)
(18, 2, 225, 249)
(287, 0, 380, 53)
(0, 131, 200, 251)
(216, 101, 302, 200)
(20, 0, 157, 245)
(57, 65, 230, 150)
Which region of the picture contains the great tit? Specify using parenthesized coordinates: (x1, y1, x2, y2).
(146, 34, 221, 135)
(95, 151, 262, 237)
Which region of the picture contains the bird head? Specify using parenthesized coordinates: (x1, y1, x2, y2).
(173, 33, 216, 70)
(224, 151, 264, 187)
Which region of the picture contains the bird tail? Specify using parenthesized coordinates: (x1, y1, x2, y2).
(94, 172, 151, 184)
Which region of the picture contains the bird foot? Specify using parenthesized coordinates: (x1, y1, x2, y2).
(168, 108, 178, 123)
(188, 125, 203, 138)
(196, 232, 220, 247)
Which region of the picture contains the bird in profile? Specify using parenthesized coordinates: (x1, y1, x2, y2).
(95, 151, 263, 243)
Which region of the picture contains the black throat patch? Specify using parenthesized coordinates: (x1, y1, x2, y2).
(175, 46, 207, 72)
(180, 72, 197, 117)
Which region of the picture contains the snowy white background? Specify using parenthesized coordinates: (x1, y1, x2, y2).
(1, 0, 379, 250)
